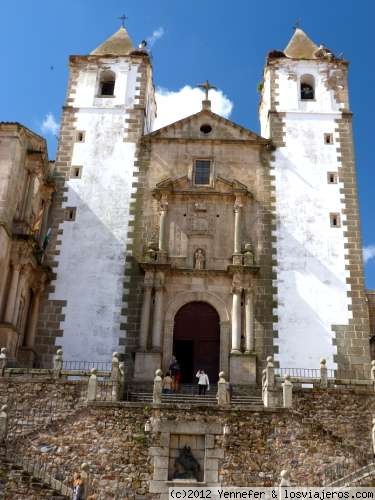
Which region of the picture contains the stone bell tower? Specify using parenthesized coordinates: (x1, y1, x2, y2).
(36, 25, 156, 364)
(259, 28, 370, 377)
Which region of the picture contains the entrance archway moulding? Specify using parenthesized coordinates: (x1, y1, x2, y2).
(162, 291, 230, 376)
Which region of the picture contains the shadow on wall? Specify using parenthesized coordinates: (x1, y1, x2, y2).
(35, 188, 138, 367)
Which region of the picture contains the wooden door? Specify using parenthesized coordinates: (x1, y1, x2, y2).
(173, 302, 220, 383)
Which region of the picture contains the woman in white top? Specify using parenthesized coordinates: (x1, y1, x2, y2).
(196, 369, 210, 395)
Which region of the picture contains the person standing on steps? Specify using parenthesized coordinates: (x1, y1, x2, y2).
(196, 369, 210, 395)
(169, 357, 181, 393)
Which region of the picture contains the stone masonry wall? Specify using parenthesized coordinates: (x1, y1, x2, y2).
(1, 382, 374, 497)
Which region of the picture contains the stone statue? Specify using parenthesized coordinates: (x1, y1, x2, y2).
(194, 248, 205, 270)
(243, 242, 255, 266)
(173, 446, 201, 480)
(144, 240, 158, 262)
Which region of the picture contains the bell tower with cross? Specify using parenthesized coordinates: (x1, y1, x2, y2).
(259, 28, 370, 377)
(37, 20, 157, 365)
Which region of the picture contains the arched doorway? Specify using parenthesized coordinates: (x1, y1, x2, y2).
(173, 301, 220, 384)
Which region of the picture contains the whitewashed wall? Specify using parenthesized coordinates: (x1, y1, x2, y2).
(50, 59, 146, 362)
(260, 60, 351, 370)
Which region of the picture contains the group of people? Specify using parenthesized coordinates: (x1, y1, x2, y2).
(161, 356, 210, 395)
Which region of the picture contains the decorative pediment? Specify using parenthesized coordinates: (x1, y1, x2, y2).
(153, 175, 252, 198)
(145, 109, 270, 144)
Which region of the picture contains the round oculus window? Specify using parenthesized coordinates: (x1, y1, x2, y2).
(200, 124, 212, 135)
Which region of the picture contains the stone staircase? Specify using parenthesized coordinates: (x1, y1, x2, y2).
(0, 448, 67, 498)
(128, 384, 264, 408)
(326, 461, 375, 487)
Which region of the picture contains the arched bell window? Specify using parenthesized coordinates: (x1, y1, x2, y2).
(99, 70, 116, 97)
(300, 74, 315, 100)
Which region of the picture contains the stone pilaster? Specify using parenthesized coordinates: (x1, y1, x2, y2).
(151, 272, 165, 351)
(139, 271, 154, 350)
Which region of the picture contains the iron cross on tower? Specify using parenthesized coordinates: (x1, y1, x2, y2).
(197, 80, 217, 100)
(118, 14, 128, 28)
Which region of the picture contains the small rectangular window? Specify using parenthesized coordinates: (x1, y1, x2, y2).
(327, 172, 338, 184)
(65, 207, 77, 221)
(194, 159, 211, 185)
(75, 131, 85, 143)
(324, 133, 333, 145)
(330, 213, 341, 227)
(70, 166, 82, 179)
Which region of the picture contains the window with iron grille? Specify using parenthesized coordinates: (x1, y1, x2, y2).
(194, 159, 211, 185)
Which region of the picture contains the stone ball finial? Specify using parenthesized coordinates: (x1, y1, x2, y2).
(0, 348, 7, 355)
(112, 352, 119, 358)
(155, 369, 163, 377)
(280, 469, 289, 478)
(371, 360, 375, 367)
(56, 349, 63, 355)
(266, 356, 273, 363)
(0, 405, 7, 413)
(320, 358, 326, 365)
(81, 462, 89, 472)
(219, 371, 225, 379)
(90, 368, 97, 375)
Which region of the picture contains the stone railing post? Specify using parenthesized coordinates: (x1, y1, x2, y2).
(320, 358, 328, 388)
(0, 405, 8, 443)
(119, 362, 125, 398)
(81, 462, 90, 499)
(87, 368, 98, 402)
(0, 348, 7, 376)
(279, 470, 291, 486)
(261, 368, 266, 402)
(265, 356, 275, 388)
(153, 369, 163, 404)
(111, 352, 121, 401)
(217, 371, 231, 406)
(282, 375, 293, 408)
(371, 360, 375, 382)
(53, 349, 63, 378)
(263, 357, 279, 408)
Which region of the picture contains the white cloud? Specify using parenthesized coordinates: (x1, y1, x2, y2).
(147, 27, 165, 47)
(153, 85, 233, 130)
(41, 113, 59, 136)
(363, 245, 375, 264)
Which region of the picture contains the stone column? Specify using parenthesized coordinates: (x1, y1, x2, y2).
(151, 273, 164, 351)
(231, 286, 242, 353)
(244, 288, 254, 353)
(25, 286, 43, 348)
(4, 264, 21, 324)
(158, 197, 168, 254)
(139, 272, 154, 350)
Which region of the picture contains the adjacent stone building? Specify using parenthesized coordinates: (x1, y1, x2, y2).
(0, 26, 372, 381)
(0, 123, 53, 365)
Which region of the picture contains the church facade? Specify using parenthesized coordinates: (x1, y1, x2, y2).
(0, 26, 372, 382)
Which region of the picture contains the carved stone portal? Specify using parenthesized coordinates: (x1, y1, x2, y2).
(173, 446, 201, 480)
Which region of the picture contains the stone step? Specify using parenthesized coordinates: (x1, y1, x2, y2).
(128, 392, 263, 406)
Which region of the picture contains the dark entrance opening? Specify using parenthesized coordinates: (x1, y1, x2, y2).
(173, 302, 220, 384)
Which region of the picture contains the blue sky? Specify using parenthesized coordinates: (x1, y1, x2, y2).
(1, 0, 375, 287)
